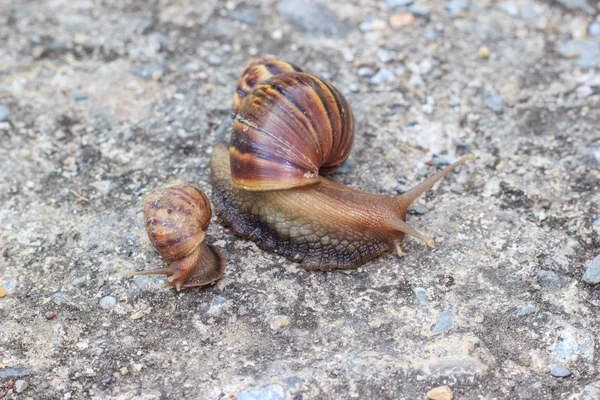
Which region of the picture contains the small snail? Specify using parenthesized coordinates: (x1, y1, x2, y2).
(128, 185, 225, 290)
(210, 57, 474, 271)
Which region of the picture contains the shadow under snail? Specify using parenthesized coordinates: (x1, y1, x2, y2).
(210, 57, 474, 271)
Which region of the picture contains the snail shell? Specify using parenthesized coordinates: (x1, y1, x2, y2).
(129, 185, 225, 290)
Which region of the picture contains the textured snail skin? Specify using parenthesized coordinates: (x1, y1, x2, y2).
(128, 185, 225, 290)
(211, 145, 473, 270)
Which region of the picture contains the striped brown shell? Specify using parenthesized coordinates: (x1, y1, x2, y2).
(144, 185, 212, 262)
(231, 57, 304, 118)
(229, 70, 355, 191)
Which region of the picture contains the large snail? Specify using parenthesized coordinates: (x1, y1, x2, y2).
(128, 185, 225, 290)
(210, 57, 474, 271)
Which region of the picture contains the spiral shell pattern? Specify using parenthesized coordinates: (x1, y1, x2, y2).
(231, 57, 304, 118)
(144, 185, 212, 262)
(229, 71, 355, 191)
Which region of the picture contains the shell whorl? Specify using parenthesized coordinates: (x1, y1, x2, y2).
(144, 185, 212, 262)
(231, 57, 304, 118)
(229, 70, 355, 191)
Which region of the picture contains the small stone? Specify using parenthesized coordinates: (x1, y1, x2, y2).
(99, 296, 117, 310)
(222, 44, 232, 53)
(556, 40, 600, 68)
(277, 0, 348, 36)
(72, 90, 88, 101)
(413, 287, 430, 305)
(556, 0, 594, 15)
(377, 49, 394, 63)
(73, 33, 89, 44)
(357, 67, 375, 77)
(408, 204, 428, 215)
(390, 13, 415, 28)
(349, 83, 360, 93)
(424, 30, 439, 41)
(228, 11, 259, 25)
(90, 180, 113, 195)
(409, 4, 431, 18)
(386, 0, 413, 8)
(133, 63, 164, 81)
(269, 315, 290, 330)
(137, 19, 153, 35)
(551, 364, 572, 378)
(484, 95, 503, 113)
(238, 305, 248, 316)
(445, 0, 469, 18)
(479, 46, 490, 59)
(370, 69, 396, 85)
(130, 311, 144, 320)
(576, 85, 593, 98)
(419, 59, 433, 74)
(431, 310, 453, 334)
(427, 385, 453, 400)
(0, 286, 6, 298)
(583, 254, 600, 285)
(271, 29, 283, 40)
(15, 380, 29, 393)
(496, 2, 519, 17)
(208, 295, 229, 314)
(421, 104, 434, 114)
(432, 154, 451, 166)
(19, 148, 32, 159)
(45, 311, 57, 320)
(592, 218, 600, 236)
(119, 367, 129, 376)
(516, 304, 536, 316)
(589, 23, 600, 37)
(0, 105, 10, 122)
(0, 366, 31, 379)
(208, 55, 222, 66)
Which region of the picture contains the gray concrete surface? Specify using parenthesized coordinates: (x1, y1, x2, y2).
(1, 0, 600, 399)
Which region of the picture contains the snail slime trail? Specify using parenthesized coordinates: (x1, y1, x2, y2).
(210, 57, 475, 271)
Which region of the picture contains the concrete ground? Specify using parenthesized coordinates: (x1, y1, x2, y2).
(1, 0, 599, 398)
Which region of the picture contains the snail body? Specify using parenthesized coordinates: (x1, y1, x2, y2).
(128, 185, 225, 290)
(210, 57, 474, 270)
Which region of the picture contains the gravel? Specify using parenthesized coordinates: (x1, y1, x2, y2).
(583, 255, 600, 285)
(0, 105, 9, 122)
(99, 295, 117, 309)
(551, 364, 572, 378)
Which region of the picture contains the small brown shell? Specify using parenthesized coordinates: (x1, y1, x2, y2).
(231, 57, 304, 118)
(144, 185, 212, 261)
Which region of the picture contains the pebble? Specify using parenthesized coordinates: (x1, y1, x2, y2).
(515, 304, 536, 316)
(389, 13, 415, 28)
(419, 59, 433, 75)
(410, 4, 431, 18)
(589, 23, 600, 37)
(0, 105, 10, 122)
(0, 286, 6, 298)
(432, 154, 451, 166)
(377, 49, 394, 63)
(72, 90, 88, 101)
(427, 385, 453, 400)
(424, 30, 439, 41)
(484, 95, 503, 113)
(431, 310, 453, 334)
(19, 148, 32, 159)
(555, 40, 600, 68)
(583, 254, 600, 285)
(479, 46, 490, 59)
(99, 295, 117, 310)
(277, 0, 347, 36)
(592, 218, 600, 236)
(133, 63, 164, 80)
(238, 305, 248, 316)
(556, 0, 594, 15)
(15, 380, 29, 393)
(269, 315, 290, 330)
(408, 204, 428, 215)
(370, 69, 396, 85)
(208, 295, 229, 314)
(413, 287, 430, 305)
(496, 2, 519, 17)
(0, 366, 30, 379)
(90, 180, 113, 195)
(445, 0, 469, 18)
(45, 311, 57, 320)
(130, 311, 144, 320)
(208, 55, 222, 66)
(421, 104, 434, 114)
(551, 364, 571, 378)
(271, 29, 283, 40)
(228, 11, 259, 25)
(119, 367, 129, 376)
(576, 85, 593, 98)
(349, 83, 360, 93)
(357, 67, 375, 77)
(236, 384, 286, 400)
(137, 19, 153, 35)
(386, 0, 413, 8)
